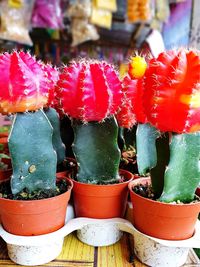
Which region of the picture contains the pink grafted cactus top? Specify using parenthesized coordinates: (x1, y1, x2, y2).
(57, 60, 123, 122)
(42, 63, 59, 107)
(0, 51, 50, 114)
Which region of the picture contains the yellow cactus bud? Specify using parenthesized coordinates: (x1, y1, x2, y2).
(128, 56, 147, 79)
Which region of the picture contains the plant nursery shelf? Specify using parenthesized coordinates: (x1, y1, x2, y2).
(0, 232, 199, 267)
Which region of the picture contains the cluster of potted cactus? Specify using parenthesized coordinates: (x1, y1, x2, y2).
(0, 48, 199, 266)
(121, 50, 200, 266)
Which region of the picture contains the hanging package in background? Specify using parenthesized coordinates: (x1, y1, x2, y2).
(127, 0, 151, 23)
(67, 0, 91, 18)
(71, 18, 99, 46)
(90, 7, 112, 29)
(94, 0, 117, 12)
(31, 0, 63, 29)
(150, 0, 170, 31)
(68, 0, 99, 46)
(90, 0, 117, 29)
(0, 0, 35, 45)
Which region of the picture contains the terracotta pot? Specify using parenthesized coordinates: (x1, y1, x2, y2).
(0, 175, 73, 236)
(72, 169, 133, 219)
(128, 177, 200, 240)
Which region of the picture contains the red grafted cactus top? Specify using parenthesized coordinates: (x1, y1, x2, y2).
(144, 49, 200, 133)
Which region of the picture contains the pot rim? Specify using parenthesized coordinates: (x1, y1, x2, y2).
(128, 177, 200, 207)
(71, 169, 133, 188)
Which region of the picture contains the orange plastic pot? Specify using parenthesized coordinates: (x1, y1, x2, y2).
(72, 169, 133, 219)
(0, 175, 73, 236)
(128, 177, 200, 240)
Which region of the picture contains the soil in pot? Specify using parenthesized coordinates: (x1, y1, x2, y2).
(133, 182, 200, 203)
(0, 178, 70, 200)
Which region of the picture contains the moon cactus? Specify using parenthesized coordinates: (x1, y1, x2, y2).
(0, 51, 58, 194)
(58, 59, 123, 184)
(129, 50, 200, 202)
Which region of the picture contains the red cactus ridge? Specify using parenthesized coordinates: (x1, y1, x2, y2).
(0, 51, 49, 114)
(144, 49, 200, 133)
(57, 60, 123, 122)
(117, 75, 147, 128)
(42, 63, 59, 107)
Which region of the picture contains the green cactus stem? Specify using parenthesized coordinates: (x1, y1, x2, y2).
(72, 116, 121, 184)
(159, 132, 200, 203)
(136, 123, 159, 175)
(136, 123, 170, 197)
(9, 109, 57, 194)
(44, 107, 65, 164)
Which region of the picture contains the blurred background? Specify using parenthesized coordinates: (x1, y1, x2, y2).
(0, 0, 199, 67)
